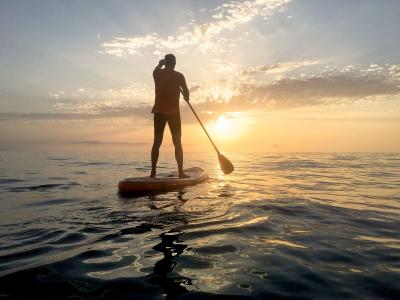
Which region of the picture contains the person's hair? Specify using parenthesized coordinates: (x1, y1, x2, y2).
(165, 54, 176, 66)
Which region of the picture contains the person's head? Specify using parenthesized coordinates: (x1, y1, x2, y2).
(164, 54, 176, 68)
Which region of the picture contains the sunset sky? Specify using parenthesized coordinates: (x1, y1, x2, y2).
(1, 0, 399, 152)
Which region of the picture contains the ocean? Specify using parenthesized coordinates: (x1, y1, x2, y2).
(0, 150, 399, 299)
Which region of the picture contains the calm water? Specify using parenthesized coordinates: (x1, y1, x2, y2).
(0, 150, 399, 299)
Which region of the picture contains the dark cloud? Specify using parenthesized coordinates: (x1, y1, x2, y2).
(262, 74, 400, 99)
(189, 85, 201, 93)
(0, 107, 152, 122)
(2, 71, 399, 123)
(196, 72, 400, 111)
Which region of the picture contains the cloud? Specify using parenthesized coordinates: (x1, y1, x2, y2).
(7, 62, 398, 124)
(242, 60, 320, 75)
(47, 83, 153, 114)
(231, 73, 400, 109)
(0, 106, 152, 122)
(102, 0, 291, 56)
(190, 62, 400, 111)
(189, 85, 201, 93)
(48, 91, 65, 100)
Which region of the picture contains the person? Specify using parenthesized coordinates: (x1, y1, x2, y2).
(150, 54, 190, 178)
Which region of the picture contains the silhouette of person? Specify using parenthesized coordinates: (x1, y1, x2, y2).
(146, 231, 191, 298)
(151, 54, 190, 178)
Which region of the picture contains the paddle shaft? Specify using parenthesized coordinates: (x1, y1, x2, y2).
(180, 89, 220, 154)
(186, 101, 220, 154)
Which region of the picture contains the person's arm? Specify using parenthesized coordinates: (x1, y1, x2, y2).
(180, 74, 190, 102)
(153, 59, 165, 78)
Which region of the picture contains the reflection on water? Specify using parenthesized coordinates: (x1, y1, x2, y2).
(119, 190, 192, 297)
(147, 231, 191, 298)
(0, 151, 399, 299)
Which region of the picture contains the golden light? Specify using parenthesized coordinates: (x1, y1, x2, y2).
(208, 113, 247, 140)
(214, 115, 229, 133)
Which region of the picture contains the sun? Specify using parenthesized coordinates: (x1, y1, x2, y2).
(214, 115, 229, 133)
(209, 113, 247, 140)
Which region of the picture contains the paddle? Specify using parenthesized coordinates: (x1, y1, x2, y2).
(181, 90, 234, 174)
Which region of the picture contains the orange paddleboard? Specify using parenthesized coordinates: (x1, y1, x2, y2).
(118, 167, 208, 193)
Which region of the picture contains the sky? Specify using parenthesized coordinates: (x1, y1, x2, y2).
(0, 0, 400, 152)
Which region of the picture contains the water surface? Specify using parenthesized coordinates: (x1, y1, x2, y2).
(0, 151, 399, 299)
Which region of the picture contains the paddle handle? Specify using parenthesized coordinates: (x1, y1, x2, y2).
(181, 90, 220, 154)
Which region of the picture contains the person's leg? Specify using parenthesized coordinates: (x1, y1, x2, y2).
(172, 134, 185, 177)
(168, 113, 189, 178)
(151, 113, 167, 177)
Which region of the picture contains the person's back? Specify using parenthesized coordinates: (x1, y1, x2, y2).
(152, 68, 185, 114)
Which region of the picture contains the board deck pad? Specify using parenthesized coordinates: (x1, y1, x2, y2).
(118, 167, 208, 193)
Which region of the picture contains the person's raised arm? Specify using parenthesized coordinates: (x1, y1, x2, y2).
(180, 74, 190, 102)
(153, 59, 165, 78)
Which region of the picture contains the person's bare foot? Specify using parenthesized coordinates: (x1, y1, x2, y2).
(150, 168, 156, 178)
(179, 172, 190, 179)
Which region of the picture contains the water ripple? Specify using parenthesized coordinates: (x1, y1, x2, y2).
(0, 151, 399, 299)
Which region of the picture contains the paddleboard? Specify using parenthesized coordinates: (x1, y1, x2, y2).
(118, 167, 208, 193)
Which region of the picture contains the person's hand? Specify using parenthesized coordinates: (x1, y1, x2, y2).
(184, 95, 190, 102)
(158, 59, 165, 66)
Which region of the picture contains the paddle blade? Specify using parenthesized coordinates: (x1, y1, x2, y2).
(218, 153, 234, 174)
